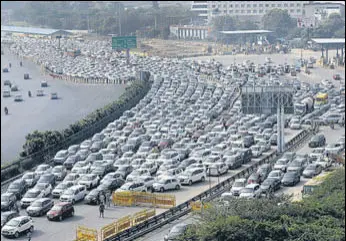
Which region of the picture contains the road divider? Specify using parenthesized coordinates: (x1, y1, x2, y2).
(112, 191, 176, 209)
(76, 225, 98, 241)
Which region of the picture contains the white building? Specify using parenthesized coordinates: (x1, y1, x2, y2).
(169, 25, 210, 40)
(304, 2, 345, 22)
(191, 1, 310, 24)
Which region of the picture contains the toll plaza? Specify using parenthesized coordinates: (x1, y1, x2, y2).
(311, 38, 345, 67)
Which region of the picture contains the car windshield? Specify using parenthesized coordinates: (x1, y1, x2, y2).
(25, 191, 40, 198)
(233, 182, 244, 187)
(305, 165, 316, 170)
(5, 219, 20, 227)
(31, 201, 43, 207)
(23, 173, 34, 179)
(51, 205, 62, 211)
(56, 152, 65, 157)
(64, 189, 75, 195)
(284, 173, 296, 177)
(88, 190, 99, 196)
(241, 188, 253, 193)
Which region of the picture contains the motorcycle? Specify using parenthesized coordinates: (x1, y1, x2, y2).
(4, 107, 8, 115)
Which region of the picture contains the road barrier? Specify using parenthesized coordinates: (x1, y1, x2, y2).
(101, 209, 156, 241)
(190, 201, 211, 211)
(76, 225, 98, 241)
(112, 192, 176, 209)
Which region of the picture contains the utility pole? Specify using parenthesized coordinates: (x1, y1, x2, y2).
(118, 4, 122, 36)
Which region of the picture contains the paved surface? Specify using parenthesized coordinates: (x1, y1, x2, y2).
(137, 126, 345, 241)
(1, 52, 126, 163)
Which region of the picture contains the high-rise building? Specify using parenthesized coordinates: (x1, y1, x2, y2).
(191, 1, 310, 24)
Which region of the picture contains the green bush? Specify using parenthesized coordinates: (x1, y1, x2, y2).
(1, 164, 20, 182)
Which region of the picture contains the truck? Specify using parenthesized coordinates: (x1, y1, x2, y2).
(294, 97, 314, 116)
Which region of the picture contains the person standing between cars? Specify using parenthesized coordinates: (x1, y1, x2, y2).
(99, 203, 105, 218)
(27, 231, 32, 241)
(20, 61, 22, 67)
(9, 62, 11, 68)
(105, 191, 111, 208)
(99, 191, 105, 204)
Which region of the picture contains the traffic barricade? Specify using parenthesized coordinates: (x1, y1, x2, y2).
(116, 215, 132, 233)
(154, 193, 176, 208)
(76, 225, 98, 241)
(132, 192, 155, 207)
(112, 191, 134, 206)
(132, 210, 148, 226)
(190, 201, 211, 211)
(101, 222, 117, 241)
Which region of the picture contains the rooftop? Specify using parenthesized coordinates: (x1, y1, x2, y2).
(1, 25, 71, 35)
(220, 30, 273, 35)
(311, 38, 345, 44)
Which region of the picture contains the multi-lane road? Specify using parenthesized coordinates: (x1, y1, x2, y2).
(1, 51, 126, 163)
(137, 125, 345, 241)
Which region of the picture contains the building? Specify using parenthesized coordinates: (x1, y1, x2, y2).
(191, 1, 310, 24)
(169, 25, 210, 40)
(1, 26, 72, 38)
(304, 2, 345, 23)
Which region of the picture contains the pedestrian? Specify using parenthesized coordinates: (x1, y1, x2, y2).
(99, 203, 105, 218)
(27, 231, 32, 241)
(99, 191, 105, 204)
(4, 107, 8, 115)
(9, 62, 11, 68)
(106, 191, 111, 208)
(20, 61, 22, 67)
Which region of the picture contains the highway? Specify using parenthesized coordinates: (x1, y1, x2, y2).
(1, 129, 301, 241)
(137, 125, 345, 241)
(1, 51, 126, 163)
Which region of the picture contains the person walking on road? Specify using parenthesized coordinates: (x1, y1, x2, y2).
(27, 231, 32, 241)
(106, 191, 111, 208)
(99, 203, 105, 218)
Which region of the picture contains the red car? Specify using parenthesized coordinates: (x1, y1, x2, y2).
(46, 202, 74, 221)
(333, 74, 341, 80)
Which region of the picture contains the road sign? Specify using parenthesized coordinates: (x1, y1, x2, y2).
(112, 36, 137, 50)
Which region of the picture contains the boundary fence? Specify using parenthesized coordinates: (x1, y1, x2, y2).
(112, 192, 176, 209)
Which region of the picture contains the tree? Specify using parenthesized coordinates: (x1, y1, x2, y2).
(262, 9, 296, 38)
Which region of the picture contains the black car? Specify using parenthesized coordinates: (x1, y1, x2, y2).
(1, 193, 17, 211)
(6, 179, 27, 199)
(239, 148, 252, 164)
(84, 189, 101, 205)
(281, 172, 300, 186)
(37, 173, 56, 187)
(1, 211, 19, 228)
(63, 155, 82, 170)
(26, 198, 54, 217)
(97, 178, 125, 192)
(259, 178, 281, 194)
(47, 202, 74, 221)
(308, 134, 326, 148)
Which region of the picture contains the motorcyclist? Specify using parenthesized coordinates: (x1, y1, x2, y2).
(20, 61, 22, 67)
(4, 107, 8, 115)
(28, 90, 31, 97)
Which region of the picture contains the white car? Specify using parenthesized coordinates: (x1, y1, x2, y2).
(51, 92, 58, 99)
(116, 182, 147, 193)
(33, 183, 52, 197)
(289, 120, 301, 130)
(140, 162, 158, 175)
(257, 141, 271, 152)
(230, 178, 247, 196)
(20, 188, 45, 208)
(77, 174, 100, 189)
(59, 185, 87, 204)
(36, 89, 44, 96)
(250, 145, 263, 158)
(207, 163, 228, 176)
(239, 184, 261, 198)
(52, 182, 74, 198)
(273, 158, 290, 172)
(35, 164, 52, 176)
(63, 173, 81, 185)
(14, 94, 23, 102)
(137, 176, 155, 191)
(267, 170, 284, 182)
(152, 177, 181, 192)
(178, 168, 206, 185)
(1, 216, 34, 238)
(126, 169, 151, 182)
(309, 147, 325, 160)
(324, 143, 343, 155)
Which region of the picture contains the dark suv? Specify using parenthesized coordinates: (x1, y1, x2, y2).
(6, 179, 27, 199)
(308, 134, 326, 148)
(47, 202, 74, 221)
(1, 193, 17, 211)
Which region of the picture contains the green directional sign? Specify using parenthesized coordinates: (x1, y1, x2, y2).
(112, 36, 137, 50)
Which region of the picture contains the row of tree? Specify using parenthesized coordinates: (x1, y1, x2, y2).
(1, 80, 152, 182)
(10, 1, 196, 39)
(186, 168, 345, 241)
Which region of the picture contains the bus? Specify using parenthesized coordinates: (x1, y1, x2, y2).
(302, 172, 332, 198)
(314, 93, 328, 109)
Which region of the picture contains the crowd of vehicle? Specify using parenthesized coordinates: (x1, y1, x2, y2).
(1, 49, 345, 239)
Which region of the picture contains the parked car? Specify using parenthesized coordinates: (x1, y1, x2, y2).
(152, 177, 181, 192)
(164, 223, 195, 241)
(256, 164, 272, 180)
(207, 163, 228, 176)
(116, 182, 148, 192)
(53, 150, 69, 166)
(14, 94, 23, 102)
(51, 165, 67, 181)
(239, 184, 261, 198)
(273, 158, 290, 172)
(1, 216, 34, 238)
(47, 202, 74, 221)
(302, 164, 323, 178)
(247, 172, 264, 185)
(20, 189, 45, 208)
(59, 185, 87, 204)
(77, 174, 100, 189)
(97, 178, 125, 193)
(1, 193, 17, 211)
(281, 171, 300, 186)
(230, 178, 247, 196)
(36, 89, 44, 96)
(26, 198, 54, 217)
(1, 211, 19, 229)
(6, 179, 27, 199)
(267, 170, 284, 182)
(308, 134, 326, 148)
(35, 164, 52, 176)
(52, 182, 74, 198)
(178, 168, 206, 185)
(37, 173, 56, 187)
(33, 183, 52, 197)
(324, 143, 343, 155)
(21, 172, 39, 188)
(260, 178, 281, 194)
(84, 189, 102, 205)
(63, 155, 82, 170)
(51, 92, 58, 99)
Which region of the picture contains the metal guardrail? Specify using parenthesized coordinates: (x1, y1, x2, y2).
(105, 128, 311, 241)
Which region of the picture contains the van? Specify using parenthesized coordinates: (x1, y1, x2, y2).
(239, 148, 252, 164)
(223, 153, 243, 169)
(243, 135, 254, 148)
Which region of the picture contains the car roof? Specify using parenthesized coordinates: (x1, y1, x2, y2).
(2, 192, 14, 197)
(11, 216, 31, 221)
(234, 178, 247, 182)
(245, 183, 259, 188)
